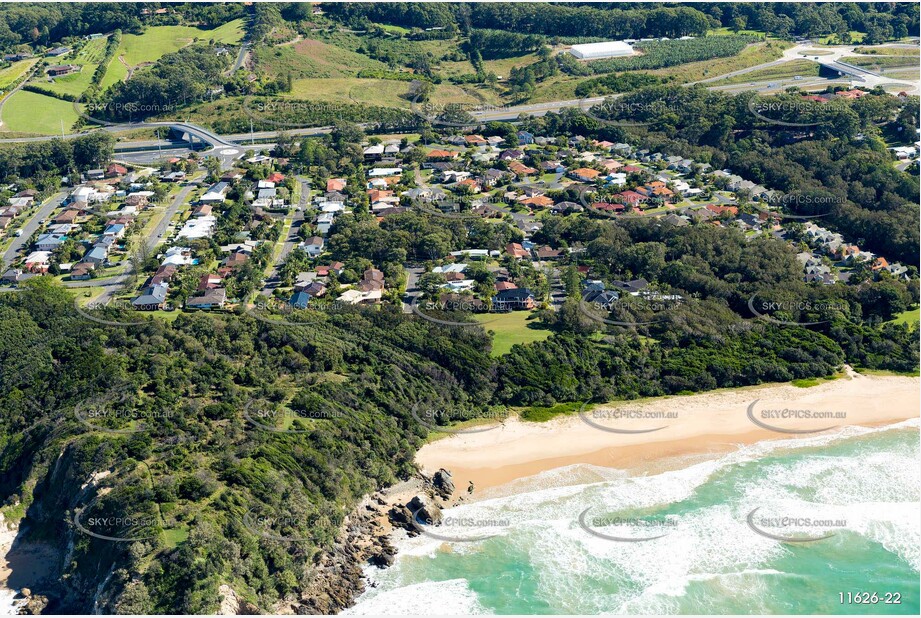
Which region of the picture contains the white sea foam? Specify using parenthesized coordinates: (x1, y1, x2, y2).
(342, 578, 487, 615)
(350, 420, 919, 614)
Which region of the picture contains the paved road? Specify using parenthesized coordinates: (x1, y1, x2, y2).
(84, 183, 197, 306)
(145, 183, 197, 254)
(260, 177, 310, 295)
(1, 191, 67, 270)
(402, 266, 424, 313)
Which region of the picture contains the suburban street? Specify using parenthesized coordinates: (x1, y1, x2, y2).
(80, 182, 198, 306)
(259, 177, 309, 296)
(1, 191, 67, 271)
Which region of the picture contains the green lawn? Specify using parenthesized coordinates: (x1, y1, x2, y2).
(0, 58, 37, 90)
(1, 89, 80, 134)
(40, 37, 108, 98)
(162, 526, 189, 548)
(100, 20, 245, 90)
(474, 311, 553, 356)
(888, 307, 920, 327)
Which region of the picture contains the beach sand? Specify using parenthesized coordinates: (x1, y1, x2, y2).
(417, 371, 920, 492)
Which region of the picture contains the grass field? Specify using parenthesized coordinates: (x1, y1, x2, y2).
(817, 31, 866, 44)
(285, 77, 484, 109)
(888, 307, 920, 327)
(0, 58, 38, 90)
(40, 36, 108, 98)
(711, 58, 820, 85)
(0, 89, 80, 134)
(653, 40, 793, 82)
(257, 38, 388, 79)
(841, 55, 919, 71)
(854, 46, 920, 56)
(474, 311, 553, 356)
(100, 20, 245, 90)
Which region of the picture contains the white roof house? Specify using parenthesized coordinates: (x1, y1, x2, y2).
(177, 215, 217, 239)
(569, 41, 634, 60)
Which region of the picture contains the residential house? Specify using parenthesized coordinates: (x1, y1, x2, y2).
(302, 236, 325, 258)
(569, 168, 601, 182)
(200, 182, 230, 204)
(326, 178, 347, 192)
(35, 232, 67, 251)
(289, 291, 311, 309)
(132, 282, 169, 311)
(506, 243, 530, 259)
(83, 246, 108, 265)
(69, 262, 95, 280)
(186, 288, 228, 310)
(492, 288, 536, 311)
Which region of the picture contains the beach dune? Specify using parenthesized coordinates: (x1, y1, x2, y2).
(417, 372, 920, 491)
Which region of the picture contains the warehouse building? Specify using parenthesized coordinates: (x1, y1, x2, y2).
(569, 40, 635, 60)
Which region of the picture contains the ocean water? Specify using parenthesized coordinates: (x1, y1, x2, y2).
(345, 420, 920, 615)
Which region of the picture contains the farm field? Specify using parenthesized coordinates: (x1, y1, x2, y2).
(654, 40, 793, 82)
(0, 89, 80, 134)
(100, 19, 245, 90)
(853, 46, 920, 56)
(0, 58, 38, 90)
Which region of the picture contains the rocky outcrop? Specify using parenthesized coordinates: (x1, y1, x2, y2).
(17, 588, 48, 615)
(291, 469, 465, 615)
(432, 469, 455, 500)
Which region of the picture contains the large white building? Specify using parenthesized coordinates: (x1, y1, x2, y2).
(569, 41, 634, 60)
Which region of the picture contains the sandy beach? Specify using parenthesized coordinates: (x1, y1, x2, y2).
(417, 371, 920, 491)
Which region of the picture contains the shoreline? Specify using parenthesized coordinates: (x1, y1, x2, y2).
(417, 372, 920, 493)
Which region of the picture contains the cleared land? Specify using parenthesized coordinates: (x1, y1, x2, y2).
(853, 46, 920, 56)
(841, 55, 919, 71)
(100, 20, 245, 90)
(710, 58, 820, 85)
(40, 36, 109, 98)
(474, 311, 553, 356)
(0, 58, 38, 90)
(0, 89, 80, 134)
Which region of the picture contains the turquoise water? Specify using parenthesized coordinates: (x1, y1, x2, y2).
(345, 421, 919, 615)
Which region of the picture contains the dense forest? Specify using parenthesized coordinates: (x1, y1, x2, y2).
(321, 2, 918, 41)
